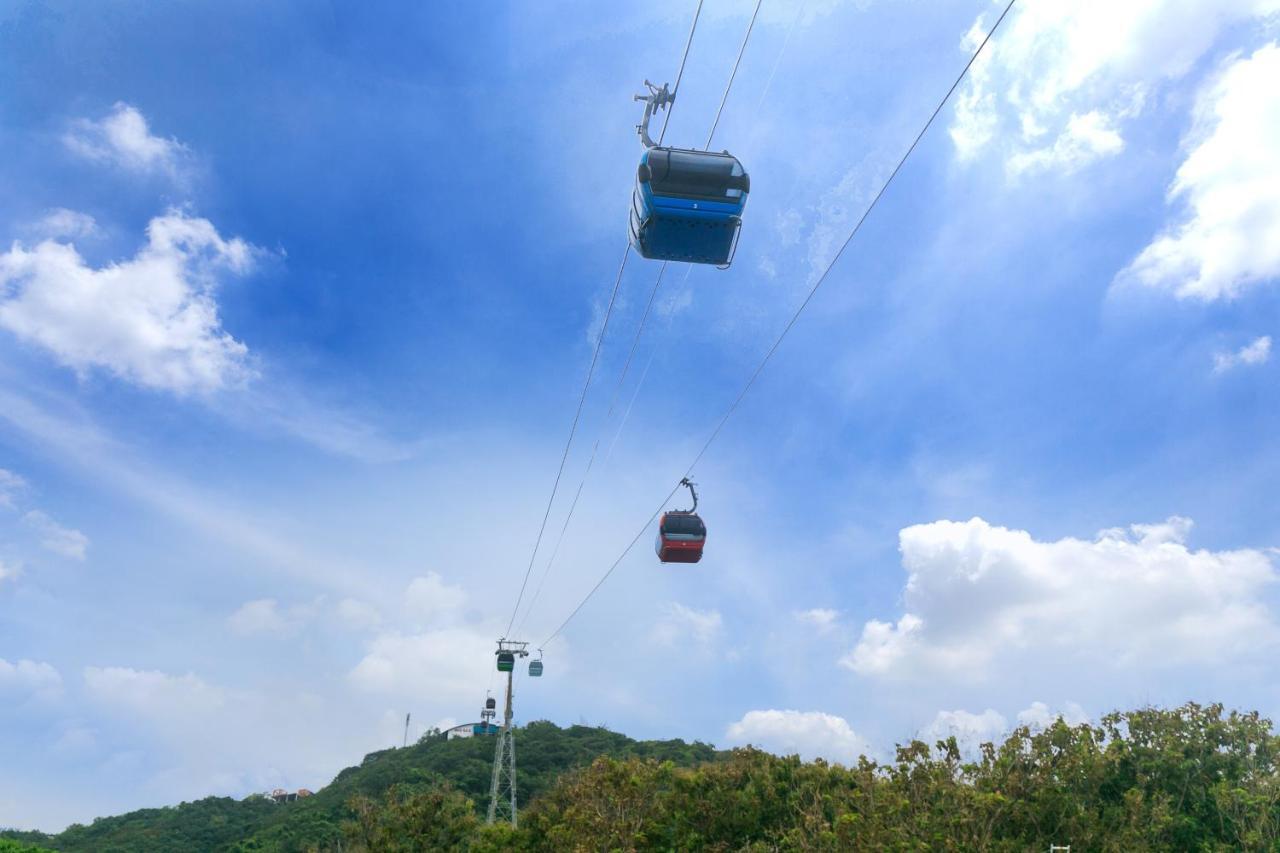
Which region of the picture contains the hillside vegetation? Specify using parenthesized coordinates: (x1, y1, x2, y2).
(3, 722, 716, 852)
(6, 703, 1280, 851)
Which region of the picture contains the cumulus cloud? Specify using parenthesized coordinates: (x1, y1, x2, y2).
(1016, 700, 1089, 730)
(951, 0, 1279, 175)
(919, 702, 1089, 757)
(843, 516, 1278, 680)
(403, 572, 468, 627)
(84, 666, 224, 718)
(652, 601, 723, 647)
(0, 558, 20, 583)
(1119, 45, 1280, 300)
(725, 710, 871, 764)
(1214, 336, 1272, 373)
(1007, 110, 1124, 176)
(919, 708, 1007, 756)
(22, 510, 88, 560)
(0, 657, 63, 701)
(348, 625, 494, 707)
(347, 573, 499, 709)
(336, 598, 382, 631)
(30, 209, 101, 241)
(228, 599, 289, 636)
(795, 608, 841, 634)
(64, 103, 189, 180)
(226, 598, 322, 637)
(52, 725, 97, 757)
(74, 662, 408, 811)
(0, 209, 257, 393)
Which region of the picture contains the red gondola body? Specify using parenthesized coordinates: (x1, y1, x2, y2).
(656, 511, 706, 563)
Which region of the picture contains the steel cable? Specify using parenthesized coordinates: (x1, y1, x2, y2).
(514, 0, 765, 637)
(539, 0, 1019, 648)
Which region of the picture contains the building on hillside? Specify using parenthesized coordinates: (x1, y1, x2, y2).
(269, 788, 314, 804)
(444, 721, 499, 740)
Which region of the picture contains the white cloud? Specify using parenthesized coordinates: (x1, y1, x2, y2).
(795, 608, 840, 634)
(843, 516, 1278, 680)
(652, 601, 723, 647)
(919, 708, 1007, 756)
(1119, 44, 1280, 299)
(916, 702, 1090, 758)
(655, 287, 692, 319)
(1214, 336, 1272, 373)
(1016, 700, 1089, 730)
(0, 657, 63, 701)
(64, 103, 189, 180)
(0, 468, 25, 509)
(228, 599, 287, 636)
(403, 572, 468, 626)
(951, 0, 1280, 174)
(0, 386, 373, 596)
(226, 598, 318, 637)
(73, 664, 411, 818)
(774, 209, 804, 246)
(918, 702, 1089, 757)
(805, 159, 883, 281)
(52, 726, 97, 757)
(31, 209, 101, 241)
(22, 510, 88, 560)
(0, 209, 257, 393)
(725, 710, 870, 764)
(336, 598, 382, 631)
(1007, 110, 1124, 176)
(348, 626, 494, 707)
(0, 559, 20, 583)
(84, 666, 224, 718)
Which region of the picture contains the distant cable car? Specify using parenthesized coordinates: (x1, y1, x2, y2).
(496, 651, 514, 672)
(485, 696, 497, 711)
(529, 649, 544, 677)
(629, 81, 750, 268)
(656, 477, 706, 563)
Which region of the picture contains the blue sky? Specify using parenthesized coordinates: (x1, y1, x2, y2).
(2, 0, 1280, 831)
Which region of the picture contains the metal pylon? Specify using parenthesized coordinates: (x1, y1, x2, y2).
(487, 639, 528, 826)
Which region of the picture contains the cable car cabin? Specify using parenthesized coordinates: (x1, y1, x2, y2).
(485, 697, 496, 710)
(496, 652, 514, 672)
(630, 148, 750, 267)
(528, 660, 543, 677)
(656, 511, 706, 563)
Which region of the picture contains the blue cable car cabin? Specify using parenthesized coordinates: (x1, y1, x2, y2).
(630, 147, 750, 267)
(528, 659, 543, 677)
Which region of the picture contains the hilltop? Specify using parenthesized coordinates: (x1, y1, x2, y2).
(5, 703, 1280, 851)
(2, 722, 718, 852)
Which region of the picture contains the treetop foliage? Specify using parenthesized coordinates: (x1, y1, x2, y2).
(5, 704, 1279, 851)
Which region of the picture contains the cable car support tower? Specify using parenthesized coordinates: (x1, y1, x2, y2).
(487, 639, 529, 826)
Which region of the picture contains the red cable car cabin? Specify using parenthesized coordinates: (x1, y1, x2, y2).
(656, 511, 706, 563)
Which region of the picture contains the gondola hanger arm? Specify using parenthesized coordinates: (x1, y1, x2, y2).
(677, 477, 698, 513)
(634, 80, 673, 149)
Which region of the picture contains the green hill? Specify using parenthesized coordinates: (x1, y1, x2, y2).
(4, 721, 718, 852)
(6, 703, 1280, 851)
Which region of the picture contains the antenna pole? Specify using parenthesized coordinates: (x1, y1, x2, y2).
(403, 712, 410, 748)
